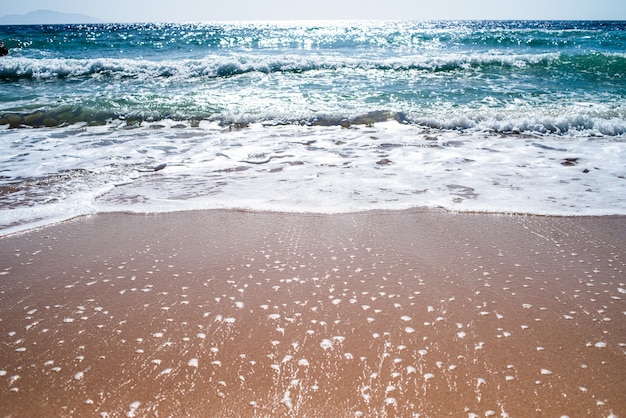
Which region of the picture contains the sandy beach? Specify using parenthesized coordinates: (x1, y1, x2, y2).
(0, 209, 624, 417)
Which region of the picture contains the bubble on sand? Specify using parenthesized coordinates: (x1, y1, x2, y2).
(320, 339, 333, 350)
(400, 315, 412, 321)
(457, 331, 467, 338)
(594, 342, 607, 348)
(74, 371, 84, 380)
(541, 369, 553, 375)
(159, 368, 172, 376)
(404, 327, 415, 334)
(126, 401, 141, 417)
(280, 390, 294, 410)
(188, 358, 199, 368)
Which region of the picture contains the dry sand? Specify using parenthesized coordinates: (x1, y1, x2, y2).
(0, 210, 624, 417)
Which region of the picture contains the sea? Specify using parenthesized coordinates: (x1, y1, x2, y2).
(1, 20, 625, 235)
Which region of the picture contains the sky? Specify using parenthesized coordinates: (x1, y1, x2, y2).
(2, 0, 626, 22)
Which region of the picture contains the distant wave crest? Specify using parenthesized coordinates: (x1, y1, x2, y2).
(3, 52, 622, 81)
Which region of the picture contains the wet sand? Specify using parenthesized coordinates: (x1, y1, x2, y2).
(0, 210, 625, 417)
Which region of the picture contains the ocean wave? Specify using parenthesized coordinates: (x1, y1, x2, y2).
(2, 106, 625, 137)
(3, 51, 621, 82)
(414, 113, 626, 136)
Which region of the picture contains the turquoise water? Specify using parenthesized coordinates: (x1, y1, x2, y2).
(1, 21, 625, 133)
(1, 21, 625, 234)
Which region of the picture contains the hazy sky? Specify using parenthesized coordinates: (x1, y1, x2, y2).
(3, 0, 626, 22)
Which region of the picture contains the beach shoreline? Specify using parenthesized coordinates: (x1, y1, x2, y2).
(1, 209, 625, 417)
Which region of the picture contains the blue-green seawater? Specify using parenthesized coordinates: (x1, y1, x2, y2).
(1, 20, 624, 134)
(1, 21, 625, 234)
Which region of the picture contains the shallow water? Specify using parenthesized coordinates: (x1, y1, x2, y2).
(1, 21, 625, 234)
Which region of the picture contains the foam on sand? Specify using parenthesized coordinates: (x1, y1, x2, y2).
(0, 210, 624, 416)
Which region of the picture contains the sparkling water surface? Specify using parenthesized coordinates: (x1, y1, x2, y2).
(1, 21, 625, 234)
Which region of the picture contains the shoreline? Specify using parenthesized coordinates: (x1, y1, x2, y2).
(1, 209, 625, 416)
(3, 205, 626, 239)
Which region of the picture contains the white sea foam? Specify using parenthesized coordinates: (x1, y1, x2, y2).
(1, 119, 625, 236)
(0, 52, 575, 83)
